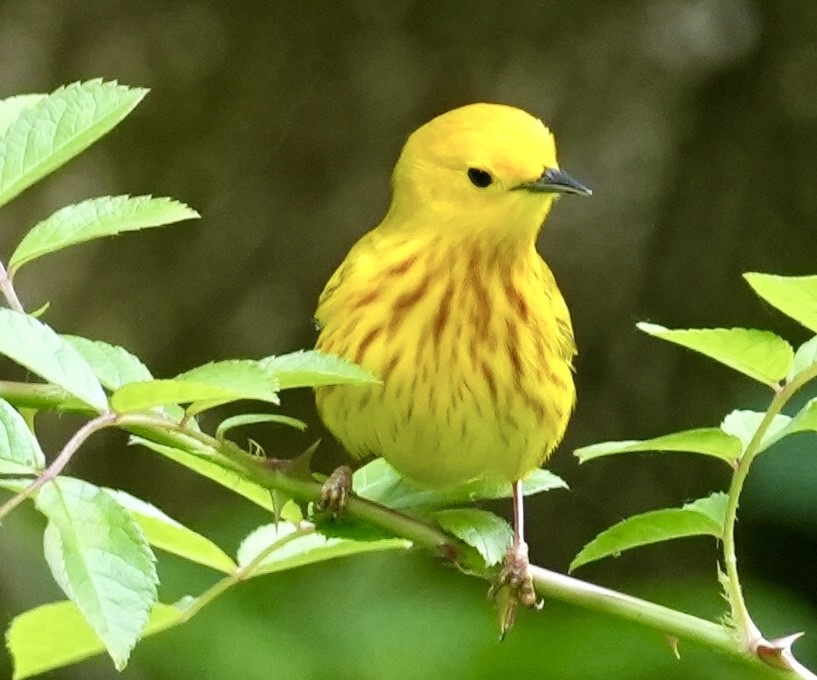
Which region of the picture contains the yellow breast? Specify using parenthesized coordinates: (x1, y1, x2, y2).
(315, 231, 576, 487)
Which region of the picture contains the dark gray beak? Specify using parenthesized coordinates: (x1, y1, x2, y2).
(517, 167, 592, 196)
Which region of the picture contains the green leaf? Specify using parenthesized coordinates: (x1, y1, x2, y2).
(216, 413, 307, 439)
(575, 428, 741, 464)
(131, 437, 276, 512)
(105, 489, 236, 574)
(0, 80, 147, 210)
(0, 399, 45, 474)
(720, 410, 792, 454)
(788, 336, 817, 383)
(6, 600, 185, 679)
(0, 309, 107, 411)
(745, 273, 817, 335)
(236, 522, 410, 577)
(569, 492, 728, 572)
(0, 94, 45, 137)
(9, 195, 198, 273)
(310, 514, 396, 542)
(636, 323, 793, 386)
(434, 508, 512, 567)
(110, 360, 279, 413)
(35, 478, 158, 671)
(111, 379, 220, 412)
(63, 336, 152, 390)
(0, 477, 30, 494)
(261, 350, 379, 389)
(354, 458, 567, 509)
(765, 397, 817, 448)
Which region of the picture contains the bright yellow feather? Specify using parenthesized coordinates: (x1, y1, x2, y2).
(315, 103, 585, 488)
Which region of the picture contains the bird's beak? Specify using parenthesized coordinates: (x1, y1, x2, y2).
(517, 167, 592, 196)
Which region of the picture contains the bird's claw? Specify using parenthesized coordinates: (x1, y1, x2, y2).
(317, 465, 353, 518)
(490, 542, 543, 639)
(497, 542, 541, 608)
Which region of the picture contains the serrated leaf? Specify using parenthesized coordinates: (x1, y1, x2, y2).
(63, 336, 152, 390)
(354, 458, 566, 509)
(7, 600, 185, 680)
(637, 323, 793, 386)
(215, 413, 307, 440)
(684, 493, 730, 527)
(35, 478, 158, 671)
(131, 437, 276, 512)
(42, 522, 73, 599)
(0, 309, 107, 411)
(111, 360, 279, 413)
(9, 195, 198, 273)
(570, 492, 728, 571)
(745, 273, 817, 335)
(110, 379, 223, 412)
(575, 428, 741, 464)
(236, 522, 409, 577)
(764, 397, 817, 449)
(0, 80, 147, 210)
(105, 489, 236, 574)
(260, 350, 379, 389)
(788, 336, 817, 383)
(720, 409, 791, 454)
(0, 399, 45, 474)
(434, 508, 512, 567)
(0, 94, 45, 137)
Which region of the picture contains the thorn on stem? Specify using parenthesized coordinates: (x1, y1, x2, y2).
(665, 635, 681, 660)
(754, 632, 805, 671)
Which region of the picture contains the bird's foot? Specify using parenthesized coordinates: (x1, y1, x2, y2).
(490, 542, 543, 639)
(498, 542, 541, 608)
(317, 464, 353, 518)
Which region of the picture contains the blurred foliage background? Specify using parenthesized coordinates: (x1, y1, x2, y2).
(1, 1, 817, 678)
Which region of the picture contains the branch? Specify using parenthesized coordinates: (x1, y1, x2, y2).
(0, 383, 812, 677)
(117, 414, 814, 678)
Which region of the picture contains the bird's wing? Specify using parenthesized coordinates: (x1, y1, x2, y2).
(538, 259, 577, 365)
(314, 230, 379, 329)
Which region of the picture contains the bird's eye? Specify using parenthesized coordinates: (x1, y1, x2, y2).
(467, 168, 493, 188)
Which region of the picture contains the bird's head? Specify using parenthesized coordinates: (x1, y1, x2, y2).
(386, 103, 590, 242)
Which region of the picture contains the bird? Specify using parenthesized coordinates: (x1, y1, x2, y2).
(314, 102, 590, 617)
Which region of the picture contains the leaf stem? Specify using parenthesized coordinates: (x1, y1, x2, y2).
(721, 362, 817, 651)
(0, 260, 25, 313)
(177, 525, 316, 622)
(721, 400, 784, 642)
(0, 412, 118, 521)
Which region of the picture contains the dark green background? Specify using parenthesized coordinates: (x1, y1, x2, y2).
(1, 1, 816, 678)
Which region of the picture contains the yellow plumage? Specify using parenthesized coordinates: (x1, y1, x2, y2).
(315, 103, 585, 490)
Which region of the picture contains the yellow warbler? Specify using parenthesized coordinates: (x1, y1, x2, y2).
(315, 103, 589, 603)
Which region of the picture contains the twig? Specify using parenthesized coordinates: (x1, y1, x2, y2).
(0, 260, 25, 313)
(719, 362, 817, 671)
(0, 412, 118, 521)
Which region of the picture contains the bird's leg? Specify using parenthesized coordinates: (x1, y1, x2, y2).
(489, 480, 542, 637)
(317, 464, 353, 518)
(499, 480, 541, 608)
